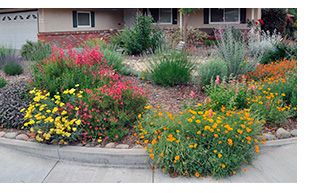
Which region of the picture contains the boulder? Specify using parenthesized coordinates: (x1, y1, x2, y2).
(15, 134, 29, 141)
(275, 128, 291, 139)
(4, 132, 18, 139)
(104, 142, 116, 148)
(263, 133, 277, 141)
(290, 129, 297, 137)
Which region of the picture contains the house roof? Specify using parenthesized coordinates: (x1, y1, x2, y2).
(0, 8, 38, 14)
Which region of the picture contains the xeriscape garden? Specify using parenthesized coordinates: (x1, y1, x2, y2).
(0, 10, 297, 178)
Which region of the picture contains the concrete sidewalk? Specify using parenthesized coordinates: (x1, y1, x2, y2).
(0, 143, 296, 183)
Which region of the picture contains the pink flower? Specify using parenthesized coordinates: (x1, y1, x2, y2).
(215, 75, 220, 85)
(209, 109, 213, 118)
(189, 91, 196, 98)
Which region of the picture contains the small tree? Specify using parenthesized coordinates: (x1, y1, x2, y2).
(262, 9, 287, 34)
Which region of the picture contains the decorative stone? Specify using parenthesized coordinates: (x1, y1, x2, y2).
(275, 128, 291, 139)
(104, 142, 116, 148)
(132, 145, 143, 149)
(176, 41, 186, 50)
(0, 131, 5, 137)
(290, 129, 297, 137)
(15, 134, 29, 141)
(4, 132, 18, 139)
(263, 133, 277, 141)
(115, 144, 129, 149)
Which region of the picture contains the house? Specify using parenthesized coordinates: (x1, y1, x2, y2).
(0, 8, 262, 49)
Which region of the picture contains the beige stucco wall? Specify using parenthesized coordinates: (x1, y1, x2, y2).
(37, 8, 262, 32)
(38, 8, 124, 32)
(185, 8, 261, 29)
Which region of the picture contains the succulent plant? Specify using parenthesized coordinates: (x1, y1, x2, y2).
(0, 82, 30, 129)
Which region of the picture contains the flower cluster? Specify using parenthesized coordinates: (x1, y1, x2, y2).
(137, 104, 264, 178)
(246, 59, 296, 81)
(21, 85, 82, 144)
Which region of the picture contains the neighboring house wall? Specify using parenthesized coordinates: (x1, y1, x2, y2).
(37, 8, 124, 47)
(38, 8, 124, 32)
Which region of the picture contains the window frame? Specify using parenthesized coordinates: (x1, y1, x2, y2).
(77, 11, 92, 28)
(158, 8, 173, 24)
(209, 8, 241, 24)
(147, 8, 173, 24)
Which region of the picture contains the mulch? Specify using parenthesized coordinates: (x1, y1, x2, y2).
(123, 75, 206, 113)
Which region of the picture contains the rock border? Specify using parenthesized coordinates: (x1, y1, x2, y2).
(0, 135, 296, 168)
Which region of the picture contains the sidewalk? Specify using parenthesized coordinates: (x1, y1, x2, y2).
(0, 143, 296, 183)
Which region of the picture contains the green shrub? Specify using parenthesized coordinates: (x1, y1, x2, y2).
(146, 50, 195, 86)
(260, 42, 297, 64)
(0, 47, 21, 69)
(215, 27, 257, 76)
(3, 63, 23, 76)
(111, 14, 163, 55)
(262, 9, 287, 34)
(20, 41, 51, 62)
(205, 77, 251, 111)
(138, 105, 263, 178)
(198, 58, 227, 86)
(0, 77, 7, 88)
(204, 39, 217, 47)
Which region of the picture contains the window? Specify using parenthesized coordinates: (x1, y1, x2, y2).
(159, 8, 172, 23)
(77, 11, 91, 27)
(148, 8, 172, 24)
(210, 8, 240, 23)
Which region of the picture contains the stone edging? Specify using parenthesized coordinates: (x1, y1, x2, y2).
(0, 136, 296, 168)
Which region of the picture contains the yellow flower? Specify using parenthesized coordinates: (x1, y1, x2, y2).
(221, 164, 226, 169)
(213, 133, 219, 138)
(213, 149, 218, 153)
(98, 138, 103, 143)
(75, 84, 80, 87)
(218, 153, 223, 158)
(187, 118, 193, 123)
(149, 153, 154, 160)
(61, 110, 67, 115)
(144, 105, 153, 110)
(74, 107, 79, 111)
(195, 119, 201, 124)
(72, 127, 77, 132)
(20, 108, 25, 112)
(75, 119, 81, 125)
(196, 131, 201, 135)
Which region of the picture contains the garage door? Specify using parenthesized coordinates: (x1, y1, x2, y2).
(0, 11, 38, 49)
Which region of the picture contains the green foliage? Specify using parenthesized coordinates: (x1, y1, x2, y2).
(205, 77, 251, 111)
(262, 8, 287, 34)
(0, 77, 7, 88)
(20, 41, 51, 62)
(0, 47, 21, 69)
(111, 14, 164, 55)
(260, 42, 297, 64)
(138, 105, 263, 178)
(215, 27, 256, 77)
(3, 63, 23, 76)
(204, 39, 217, 47)
(198, 58, 227, 86)
(146, 50, 195, 86)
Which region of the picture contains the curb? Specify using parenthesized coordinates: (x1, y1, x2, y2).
(0, 136, 296, 167)
(0, 137, 149, 168)
(263, 137, 297, 147)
